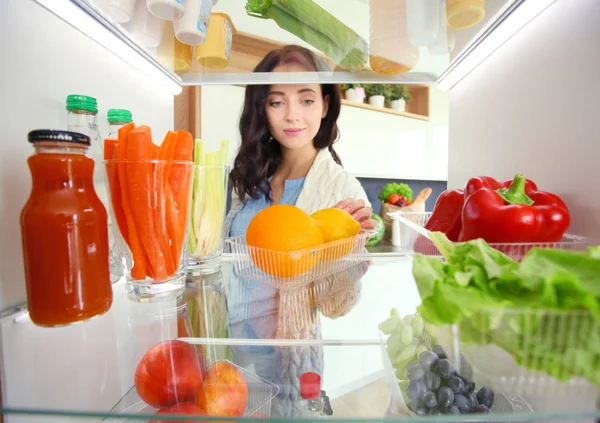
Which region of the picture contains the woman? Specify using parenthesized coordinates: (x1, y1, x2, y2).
(224, 44, 376, 238)
(224, 45, 373, 417)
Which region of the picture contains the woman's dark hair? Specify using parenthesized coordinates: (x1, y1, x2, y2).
(230, 45, 342, 203)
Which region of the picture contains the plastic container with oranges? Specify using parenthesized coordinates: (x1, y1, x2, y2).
(225, 205, 374, 290)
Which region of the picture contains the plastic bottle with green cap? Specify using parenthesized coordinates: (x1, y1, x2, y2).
(66, 95, 104, 196)
(107, 109, 133, 139)
(67, 94, 122, 282)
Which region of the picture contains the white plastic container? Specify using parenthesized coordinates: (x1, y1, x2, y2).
(407, 0, 440, 47)
(174, 0, 214, 45)
(95, 0, 136, 23)
(128, 0, 165, 48)
(369, 0, 419, 74)
(428, 0, 451, 55)
(146, 0, 185, 21)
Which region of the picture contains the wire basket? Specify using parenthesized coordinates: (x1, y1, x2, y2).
(225, 231, 373, 290)
(388, 211, 586, 261)
(458, 309, 600, 399)
(104, 360, 279, 422)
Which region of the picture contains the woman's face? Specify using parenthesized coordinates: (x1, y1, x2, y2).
(265, 62, 329, 152)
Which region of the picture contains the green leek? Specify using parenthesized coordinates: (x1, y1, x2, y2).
(246, 0, 368, 71)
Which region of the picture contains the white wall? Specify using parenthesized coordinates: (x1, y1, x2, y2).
(0, 0, 174, 310)
(200, 85, 449, 182)
(448, 0, 600, 243)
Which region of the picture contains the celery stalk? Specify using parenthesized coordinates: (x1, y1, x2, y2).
(189, 141, 228, 259)
(188, 140, 206, 252)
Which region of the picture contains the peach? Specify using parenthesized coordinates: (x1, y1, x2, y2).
(135, 340, 204, 409)
(150, 402, 206, 423)
(196, 361, 248, 417)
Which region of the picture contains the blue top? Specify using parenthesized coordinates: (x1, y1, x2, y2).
(227, 177, 306, 373)
(229, 177, 306, 238)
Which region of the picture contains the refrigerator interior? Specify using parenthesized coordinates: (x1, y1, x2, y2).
(0, 0, 175, 311)
(448, 0, 600, 244)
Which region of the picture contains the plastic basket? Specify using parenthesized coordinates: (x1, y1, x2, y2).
(379, 312, 533, 418)
(458, 309, 600, 399)
(388, 211, 586, 261)
(104, 360, 279, 422)
(225, 231, 373, 290)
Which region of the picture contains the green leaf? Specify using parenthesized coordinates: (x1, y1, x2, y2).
(412, 232, 600, 388)
(519, 247, 600, 297)
(412, 254, 446, 298)
(377, 182, 413, 202)
(245, 0, 272, 16)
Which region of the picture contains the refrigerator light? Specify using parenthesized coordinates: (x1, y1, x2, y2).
(34, 0, 183, 95)
(437, 0, 557, 91)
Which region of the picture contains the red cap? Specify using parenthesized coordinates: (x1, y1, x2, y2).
(300, 372, 321, 400)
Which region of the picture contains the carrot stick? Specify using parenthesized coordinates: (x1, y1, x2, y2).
(153, 159, 176, 277)
(103, 139, 129, 243)
(159, 131, 177, 180)
(169, 130, 194, 264)
(157, 131, 179, 269)
(152, 144, 160, 160)
(126, 125, 168, 281)
(117, 123, 147, 280)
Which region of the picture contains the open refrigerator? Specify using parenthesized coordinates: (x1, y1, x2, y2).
(1, 0, 600, 422)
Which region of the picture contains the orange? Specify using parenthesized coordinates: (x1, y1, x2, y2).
(311, 208, 361, 260)
(246, 204, 324, 278)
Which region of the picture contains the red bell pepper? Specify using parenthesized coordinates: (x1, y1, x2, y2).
(414, 189, 464, 254)
(425, 189, 464, 241)
(464, 175, 538, 199)
(458, 174, 570, 243)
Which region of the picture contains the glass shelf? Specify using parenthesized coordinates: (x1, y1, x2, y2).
(56, 0, 521, 86)
(1, 255, 599, 422)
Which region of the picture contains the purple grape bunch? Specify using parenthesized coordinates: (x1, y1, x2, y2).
(405, 345, 495, 416)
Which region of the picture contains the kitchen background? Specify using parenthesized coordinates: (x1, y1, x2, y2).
(197, 84, 449, 215)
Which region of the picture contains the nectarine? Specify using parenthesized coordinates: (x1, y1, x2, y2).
(135, 340, 204, 409)
(150, 402, 206, 423)
(196, 361, 248, 417)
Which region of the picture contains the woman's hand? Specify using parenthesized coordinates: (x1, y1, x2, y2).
(335, 198, 376, 230)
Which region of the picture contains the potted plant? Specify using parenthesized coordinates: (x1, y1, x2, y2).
(341, 83, 364, 103)
(386, 84, 413, 112)
(364, 84, 387, 108)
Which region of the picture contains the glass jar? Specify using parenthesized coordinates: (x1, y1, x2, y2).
(20, 130, 113, 327)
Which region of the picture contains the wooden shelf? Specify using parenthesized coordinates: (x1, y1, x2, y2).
(185, 31, 340, 75)
(341, 99, 429, 121)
